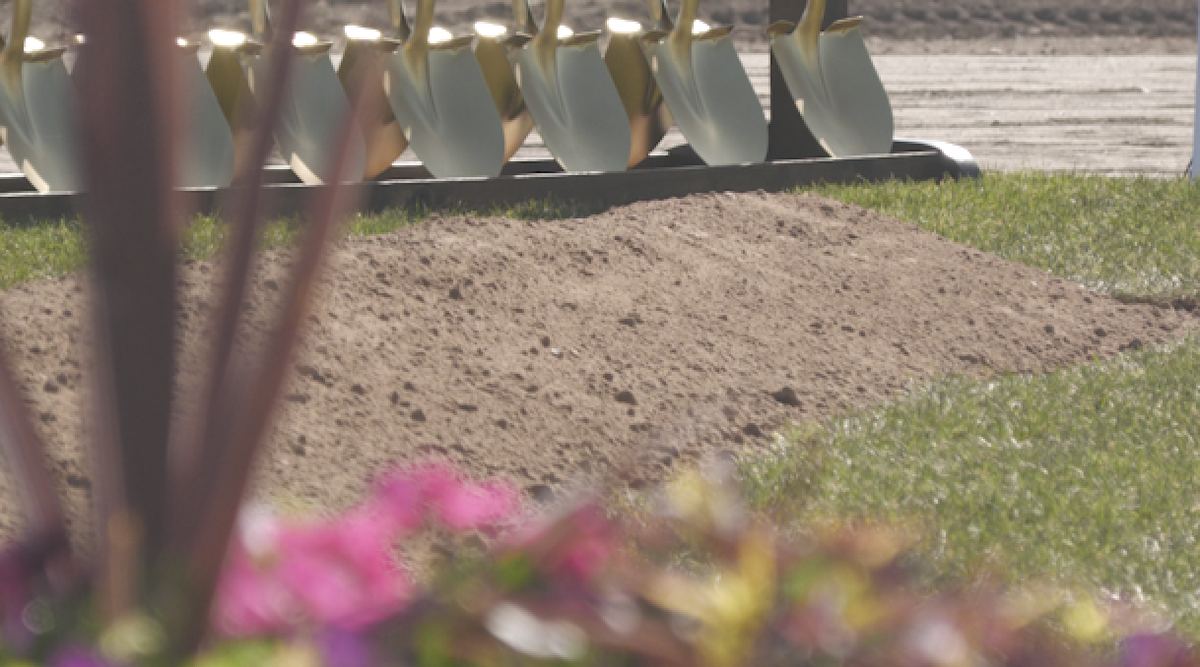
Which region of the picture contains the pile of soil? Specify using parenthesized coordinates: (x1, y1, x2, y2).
(0, 192, 1192, 541)
(7, 0, 1196, 50)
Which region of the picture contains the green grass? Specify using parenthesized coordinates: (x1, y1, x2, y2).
(815, 173, 1200, 304)
(741, 336, 1200, 633)
(0, 198, 594, 291)
(738, 173, 1200, 634)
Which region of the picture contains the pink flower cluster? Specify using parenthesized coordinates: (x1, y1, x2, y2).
(213, 464, 518, 637)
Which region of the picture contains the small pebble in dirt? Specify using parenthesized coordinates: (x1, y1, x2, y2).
(449, 287, 463, 300)
(351, 383, 367, 395)
(390, 391, 400, 405)
(404, 382, 417, 391)
(772, 387, 802, 407)
(411, 409, 427, 422)
(541, 336, 551, 347)
(615, 390, 637, 405)
(1045, 325, 1056, 334)
(550, 348, 562, 358)
(603, 373, 614, 382)
(458, 404, 478, 412)
(528, 484, 555, 503)
(743, 424, 764, 438)
(1095, 328, 1108, 337)
(43, 380, 59, 394)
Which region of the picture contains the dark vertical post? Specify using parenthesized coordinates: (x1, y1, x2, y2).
(767, 0, 848, 159)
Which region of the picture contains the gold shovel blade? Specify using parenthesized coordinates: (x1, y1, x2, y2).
(249, 47, 367, 185)
(770, 10, 893, 158)
(511, 34, 631, 172)
(0, 56, 81, 193)
(474, 25, 533, 163)
(642, 7, 767, 166)
(180, 45, 236, 188)
(339, 30, 408, 178)
(605, 20, 672, 168)
(384, 37, 507, 179)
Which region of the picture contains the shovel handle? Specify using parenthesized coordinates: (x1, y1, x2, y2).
(512, 0, 539, 36)
(0, 0, 30, 91)
(534, 0, 564, 47)
(388, 0, 413, 41)
(410, 0, 436, 47)
(248, 0, 271, 41)
(647, 0, 674, 32)
(796, 0, 825, 62)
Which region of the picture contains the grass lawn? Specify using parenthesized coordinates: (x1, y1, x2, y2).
(738, 173, 1200, 634)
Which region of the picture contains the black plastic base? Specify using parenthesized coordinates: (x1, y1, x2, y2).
(0, 139, 979, 225)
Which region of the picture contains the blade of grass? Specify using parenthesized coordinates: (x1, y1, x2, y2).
(74, 0, 181, 617)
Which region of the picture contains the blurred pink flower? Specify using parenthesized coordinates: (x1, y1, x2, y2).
(214, 463, 518, 637)
(372, 463, 519, 532)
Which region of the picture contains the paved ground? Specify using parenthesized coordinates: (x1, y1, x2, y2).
(496, 53, 1197, 176)
(0, 52, 1194, 177)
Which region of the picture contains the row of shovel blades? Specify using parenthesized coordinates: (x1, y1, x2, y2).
(0, 0, 893, 194)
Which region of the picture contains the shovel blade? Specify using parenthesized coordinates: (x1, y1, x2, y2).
(340, 41, 408, 178)
(181, 52, 236, 188)
(771, 23, 893, 158)
(475, 37, 533, 163)
(606, 32, 672, 168)
(385, 44, 506, 179)
(645, 35, 767, 166)
(251, 51, 367, 185)
(0, 59, 81, 193)
(512, 40, 631, 173)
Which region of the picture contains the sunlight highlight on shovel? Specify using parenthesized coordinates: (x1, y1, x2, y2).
(508, 0, 631, 173)
(0, 0, 80, 193)
(208, 0, 366, 185)
(641, 0, 767, 166)
(604, 14, 672, 168)
(338, 25, 408, 178)
(767, 0, 893, 158)
(382, 0, 506, 178)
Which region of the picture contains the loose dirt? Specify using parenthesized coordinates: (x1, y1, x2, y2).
(0, 192, 1193, 541)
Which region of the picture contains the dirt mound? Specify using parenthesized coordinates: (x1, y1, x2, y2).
(7, 0, 1196, 49)
(0, 192, 1192, 541)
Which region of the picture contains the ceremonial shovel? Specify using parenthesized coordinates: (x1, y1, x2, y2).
(0, 0, 80, 193)
(768, 0, 893, 157)
(507, 0, 631, 172)
(641, 0, 768, 165)
(473, 6, 536, 164)
(178, 39, 237, 188)
(208, 0, 366, 184)
(381, 0, 507, 178)
(604, 4, 673, 168)
(338, 25, 409, 178)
